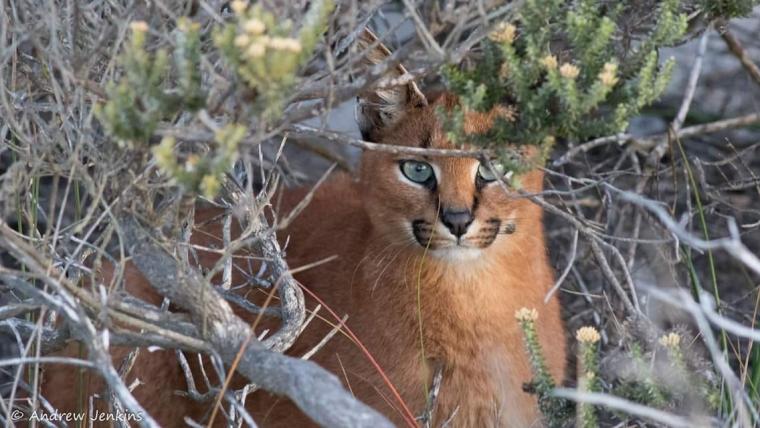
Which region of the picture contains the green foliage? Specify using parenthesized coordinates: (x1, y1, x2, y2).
(97, 19, 205, 146)
(153, 124, 246, 198)
(175, 19, 207, 111)
(442, 0, 689, 168)
(659, 332, 721, 412)
(97, 18, 242, 197)
(96, 1, 335, 199)
(515, 308, 572, 427)
(214, 0, 334, 119)
(615, 341, 669, 409)
(576, 327, 601, 428)
(608, 330, 721, 423)
(749, 346, 760, 405)
(517, 320, 723, 425)
(702, 0, 758, 19)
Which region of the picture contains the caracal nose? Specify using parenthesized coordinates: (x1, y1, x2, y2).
(441, 209, 474, 238)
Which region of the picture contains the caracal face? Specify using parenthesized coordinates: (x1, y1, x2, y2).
(359, 96, 540, 263)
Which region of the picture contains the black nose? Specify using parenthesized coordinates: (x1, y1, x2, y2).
(441, 209, 473, 238)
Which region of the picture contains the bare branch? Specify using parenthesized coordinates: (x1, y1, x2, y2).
(118, 215, 393, 428)
(717, 19, 760, 88)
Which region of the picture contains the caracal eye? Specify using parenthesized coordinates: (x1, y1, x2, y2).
(477, 161, 506, 183)
(400, 160, 434, 184)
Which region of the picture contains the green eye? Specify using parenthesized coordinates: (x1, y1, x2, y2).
(400, 160, 434, 184)
(477, 162, 508, 183)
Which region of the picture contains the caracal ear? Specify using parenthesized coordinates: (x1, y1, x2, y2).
(355, 28, 428, 142)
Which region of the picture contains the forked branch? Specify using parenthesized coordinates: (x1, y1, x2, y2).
(118, 215, 392, 428)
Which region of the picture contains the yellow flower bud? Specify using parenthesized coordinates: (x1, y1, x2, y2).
(540, 55, 558, 70)
(515, 307, 538, 322)
(576, 326, 601, 344)
(268, 37, 302, 53)
(559, 63, 580, 79)
(599, 62, 618, 87)
(245, 42, 266, 58)
(129, 21, 149, 33)
(230, 0, 247, 14)
(243, 18, 266, 35)
(658, 332, 681, 348)
(234, 34, 250, 48)
(284, 39, 302, 53)
(489, 22, 516, 44)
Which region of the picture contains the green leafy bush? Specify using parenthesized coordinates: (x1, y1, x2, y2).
(214, 0, 334, 119)
(97, 19, 205, 146)
(97, 0, 334, 197)
(442, 0, 688, 168)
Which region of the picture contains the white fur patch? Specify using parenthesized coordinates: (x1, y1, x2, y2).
(430, 162, 443, 186)
(430, 246, 482, 261)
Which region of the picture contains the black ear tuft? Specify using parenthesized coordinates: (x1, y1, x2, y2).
(354, 29, 427, 142)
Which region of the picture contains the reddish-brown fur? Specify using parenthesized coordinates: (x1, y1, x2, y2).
(42, 32, 566, 428)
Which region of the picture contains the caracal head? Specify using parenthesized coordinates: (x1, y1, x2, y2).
(354, 30, 544, 262)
